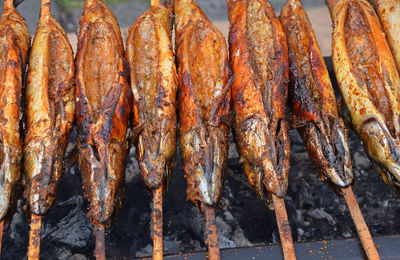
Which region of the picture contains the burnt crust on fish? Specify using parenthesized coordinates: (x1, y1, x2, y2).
(75, 0, 132, 228)
(0, 1, 30, 221)
(328, 0, 400, 193)
(174, 0, 232, 207)
(126, 2, 177, 191)
(280, 0, 353, 188)
(24, 6, 75, 217)
(227, 0, 290, 204)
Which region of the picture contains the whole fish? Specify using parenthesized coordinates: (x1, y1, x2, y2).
(75, 0, 131, 230)
(24, 0, 74, 219)
(227, 0, 290, 203)
(280, 0, 353, 188)
(126, 0, 177, 258)
(0, 0, 29, 222)
(327, 0, 400, 193)
(174, 0, 231, 209)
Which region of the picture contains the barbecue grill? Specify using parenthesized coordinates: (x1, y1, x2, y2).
(1, 0, 400, 259)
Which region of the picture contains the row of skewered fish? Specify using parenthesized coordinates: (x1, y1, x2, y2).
(0, 0, 399, 259)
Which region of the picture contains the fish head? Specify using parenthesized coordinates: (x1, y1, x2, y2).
(359, 119, 400, 192)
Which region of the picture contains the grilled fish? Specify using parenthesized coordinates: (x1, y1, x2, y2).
(327, 0, 400, 192)
(126, 0, 177, 192)
(24, 0, 74, 217)
(174, 0, 231, 208)
(75, 0, 131, 228)
(227, 0, 290, 203)
(0, 0, 29, 221)
(280, 0, 353, 187)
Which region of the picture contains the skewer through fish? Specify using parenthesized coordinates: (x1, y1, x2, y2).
(327, 0, 400, 194)
(75, 0, 132, 258)
(24, 0, 74, 258)
(281, 0, 379, 259)
(126, 0, 177, 258)
(0, 0, 30, 256)
(226, 0, 294, 259)
(174, 0, 232, 259)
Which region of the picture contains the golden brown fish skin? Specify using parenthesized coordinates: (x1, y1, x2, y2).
(370, 0, 400, 74)
(327, 0, 400, 192)
(76, 0, 131, 228)
(280, 0, 353, 187)
(0, 1, 30, 221)
(227, 0, 290, 200)
(174, 0, 231, 207)
(23, 4, 75, 217)
(126, 2, 177, 191)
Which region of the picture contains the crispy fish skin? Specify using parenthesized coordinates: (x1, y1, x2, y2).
(328, 0, 400, 192)
(174, 0, 231, 207)
(0, 1, 30, 221)
(280, 0, 353, 187)
(126, 2, 177, 191)
(370, 0, 400, 74)
(227, 0, 290, 200)
(76, 0, 131, 228)
(23, 6, 75, 216)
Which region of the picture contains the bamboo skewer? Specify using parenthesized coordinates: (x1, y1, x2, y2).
(26, 1, 52, 260)
(151, 0, 160, 7)
(3, 0, 13, 11)
(152, 186, 164, 260)
(202, 204, 220, 260)
(0, 220, 4, 257)
(40, 0, 51, 17)
(342, 186, 381, 260)
(27, 214, 42, 260)
(94, 226, 106, 260)
(272, 195, 296, 260)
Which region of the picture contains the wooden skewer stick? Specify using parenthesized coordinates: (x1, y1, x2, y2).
(0, 219, 4, 258)
(152, 186, 164, 260)
(202, 204, 220, 260)
(151, 0, 160, 7)
(94, 226, 106, 260)
(40, 0, 51, 17)
(272, 195, 296, 260)
(3, 0, 13, 10)
(342, 186, 381, 260)
(27, 214, 42, 260)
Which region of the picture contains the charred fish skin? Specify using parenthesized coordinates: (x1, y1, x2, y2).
(174, 0, 231, 207)
(370, 0, 400, 74)
(280, 0, 353, 188)
(126, 2, 177, 191)
(23, 3, 75, 217)
(76, 0, 132, 228)
(0, 1, 30, 221)
(329, 0, 400, 192)
(227, 0, 290, 201)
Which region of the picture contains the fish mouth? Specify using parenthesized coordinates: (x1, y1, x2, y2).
(322, 166, 352, 188)
(373, 159, 400, 194)
(359, 118, 400, 192)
